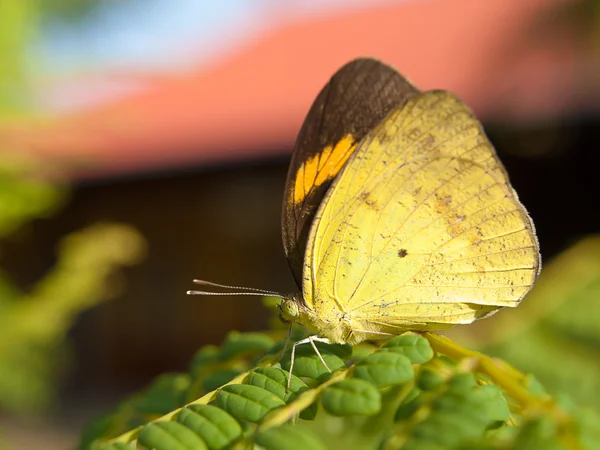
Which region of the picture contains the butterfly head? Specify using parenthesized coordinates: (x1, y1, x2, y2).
(278, 294, 303, 324)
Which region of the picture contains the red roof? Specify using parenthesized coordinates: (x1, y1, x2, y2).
(1, 0, 591, 178)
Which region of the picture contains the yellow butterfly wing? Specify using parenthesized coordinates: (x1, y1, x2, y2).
(301, 90, 540, 344)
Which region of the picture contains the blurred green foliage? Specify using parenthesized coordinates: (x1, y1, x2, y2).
(0, 158, 146, 414)
(448, 236, 600, 412)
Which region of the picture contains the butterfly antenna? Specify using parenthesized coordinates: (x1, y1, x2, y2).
(187, 279, 286, 299)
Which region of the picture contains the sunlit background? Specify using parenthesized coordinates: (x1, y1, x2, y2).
(0, 0, 599, 448)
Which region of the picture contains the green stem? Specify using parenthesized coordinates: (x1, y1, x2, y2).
(258, 368, 350, 431)
(98, 370, 252, 447)
(423, 332, 563, 417)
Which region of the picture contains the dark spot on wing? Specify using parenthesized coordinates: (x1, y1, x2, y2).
(360, 191, 379, 209)
(398, 248, 408, 258)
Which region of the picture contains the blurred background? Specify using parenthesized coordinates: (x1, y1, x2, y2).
(0, 0, 599, 448)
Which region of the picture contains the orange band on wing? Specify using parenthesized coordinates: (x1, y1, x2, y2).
(293, 135, 356, 205)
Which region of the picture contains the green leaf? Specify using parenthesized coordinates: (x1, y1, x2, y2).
(315, 342, 353, 360)
(402, 376, 507, 449)
(417, 367, 445, 391)
(554, 392, 576, 414)
(214, 384, 285, 423)
(79, 413, 116, 450)
(321, 379, 381, 416)
(247, 367, 318, 420)
(247, 367, 307, 400)
(380, 334, 434, 363)
(298, 401, 318, 421)
(524, 373, 547, 397)
(447, 373, 477, 393)
(254, 424, 326, 450)
(512, 417, 561, 450)
(134, 373, 190, 415)
(472, 384, 510, 423)
(406, 406, 488, 448)
(202, 369, 243, 392)
(354, 351, 414, 388)
(218, 332, 275, 361)
(138, 421, 208, 450)
(177, 404, 242, 450)
(189, 346, 220, 379)
(281, 340, 352, 360)
(349, 344, 376, 361)
(280, 344, 345, 381)
(405, 412, 485, 449)
(394, 389, 422, 422)
(284, 353, 344, 381)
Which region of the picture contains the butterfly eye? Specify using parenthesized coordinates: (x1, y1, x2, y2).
(279, 299, 299, 322)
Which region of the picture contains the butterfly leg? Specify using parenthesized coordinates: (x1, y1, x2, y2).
(278, 325, 293, 361)
(287, 335, 332, 391)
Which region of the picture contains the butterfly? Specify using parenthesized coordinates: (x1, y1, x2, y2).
(190, 57, 540, 376)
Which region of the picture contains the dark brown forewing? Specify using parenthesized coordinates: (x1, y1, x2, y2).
(282, 57, 421, 289)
